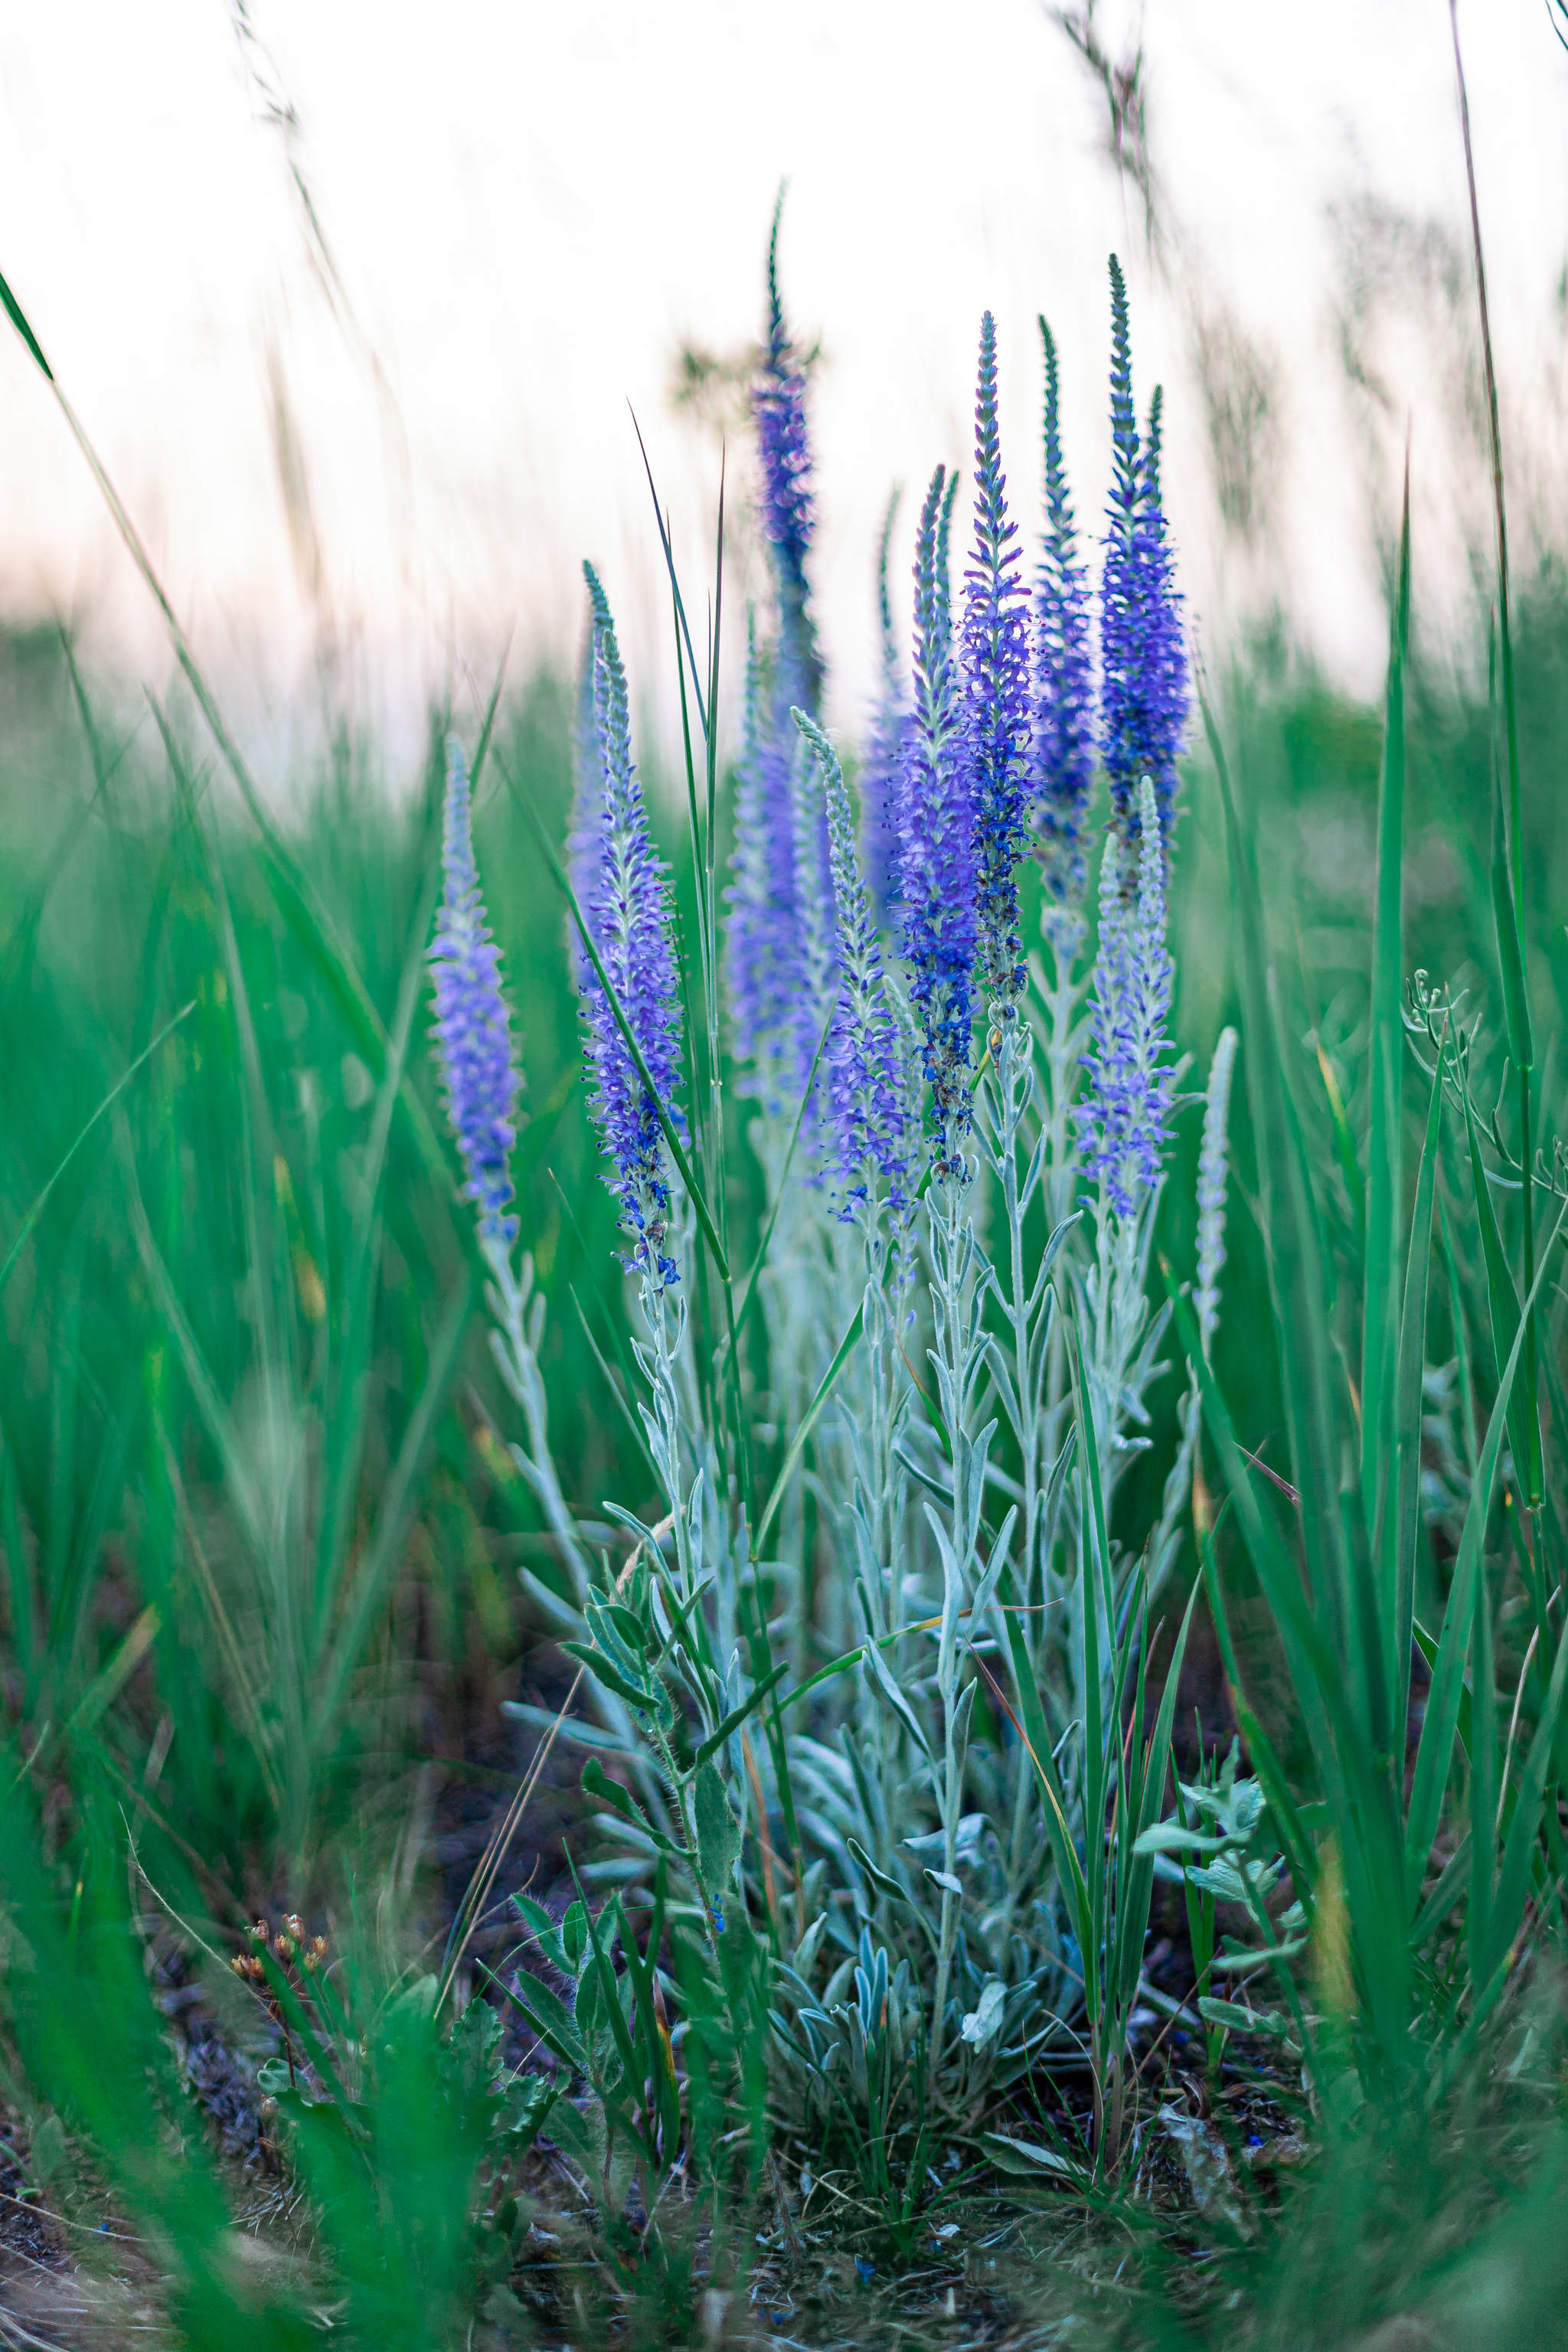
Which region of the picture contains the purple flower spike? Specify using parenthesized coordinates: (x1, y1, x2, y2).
(753, 192, 822, 714)
(896, 466, 978, 1178)
(1099, 257, 1187, 849)
(793, 708, 913, 1220)
(959, 312, 1032, 1014)
(1032, 316, 1095, 916)
(1076, 778, 1175, 1217)
(430, 735, 525, 1253)
(579, 562, 685, 1288)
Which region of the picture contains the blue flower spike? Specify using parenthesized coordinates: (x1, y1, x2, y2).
(895, 466, 978, 1181)
(577, 562, 686, 1289)
(1032, 315, 1095, 921)
(1099, 256, 1187, 853)
(429, 735, 525, 1254)
(960, 312, 1032, 1020)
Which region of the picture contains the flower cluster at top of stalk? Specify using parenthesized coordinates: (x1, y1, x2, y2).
(727, 202, 833, 1115)
(1076, 774, 1176, 1217)
(1032, 315, 1095, 925)
(1099, 256, 1187, 851)
(577, 561, 685, 1288)
(794, 708, 913, 1222)
(960, 311, 1033, 1021)
(754, 199, 822, 716)
(895, 466, 977, 1180)
(428, 735, 524, 1255)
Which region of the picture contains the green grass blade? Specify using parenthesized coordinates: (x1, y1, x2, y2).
(751, 1300, 864, 1560)
(1393, 1045, 1446, 1736)
(1362, 469, 1409, 1612)
(1461, 1083, 1538, 1508)
(720, 1000, 836, 1393)
(311, 1273, 473, 1744)
(1485, 1599, 1568, 1991)
(1201, 684, 1363, 1720)
(1405, 1192, 1567, 1897)
(0, 1001, 194, 1298)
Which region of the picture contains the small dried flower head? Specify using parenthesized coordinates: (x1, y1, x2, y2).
(304, 1935, 329, 1971)
(284, 1915, 304, 1942)
(232, 1952, 266, 1984)
(273, 1933, 296, 1962)
(250, 1919, 269, 1942)
(429, 735, 525, 1252)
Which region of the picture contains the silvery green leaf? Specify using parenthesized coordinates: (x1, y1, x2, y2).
(847, 1837, 909, 1906)
(861, 1639, 933, 1763)
(693, 1761, 742, 1900)
(926, 1869, 963, 1895)
(961, 1975, 1007, 2047)
(983, 2133, 1077, 2180)
(968, 1504, 1017, 1636)
(949, 1677, 978, 1792)
(895, 1443, 953, 1508)
(792, 1913, 828, 1978)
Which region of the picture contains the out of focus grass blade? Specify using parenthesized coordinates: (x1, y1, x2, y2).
(1362, 467, 1408, 1583)
(0, 260, 462, 1219)
(0, 1002, 194, 1298)
(1202, 679, 1368, 1736)
(311, 1272, 473, 1744)
(1405, 1192, 1566, 1900)
(752, 1302, 863, 1560)
(1393, 1045, 1446, 1733)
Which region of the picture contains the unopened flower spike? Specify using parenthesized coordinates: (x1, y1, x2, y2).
(429, 734, 524, 1254)
(1099, 256, 1187, 851)
(791, 725, 838, 1150)
(566, 596, 602, 970)
(1077, 776, 1175, 1216)
(859, 486, 909, 928)
(726, 611, 792, 1106)
(1033, 315, 1095, 922)
(578, 561, 685, 1289)
(961, 312, 1031, 1016)
(896, 464, 978, 1178)
(1194, 1025, 1239, 1358)
(793, 707, 913, 1220)
(727, 210, 825, 1109)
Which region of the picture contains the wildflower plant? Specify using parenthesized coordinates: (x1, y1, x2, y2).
(434, 230, 1227, 2233)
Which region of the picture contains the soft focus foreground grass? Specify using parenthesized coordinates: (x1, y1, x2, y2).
(3, 570, 1568, 2344)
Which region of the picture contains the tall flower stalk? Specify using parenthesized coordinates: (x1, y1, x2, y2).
(961, 313, 1032, 1024)
(579, 563, 684, 1292)
(860, 488, 908, 929)
(1100, 257, 1187, 851)
(897, 466, 975, 1179)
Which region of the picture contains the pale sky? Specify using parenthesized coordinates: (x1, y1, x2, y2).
(2, 2, 1566, 787)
